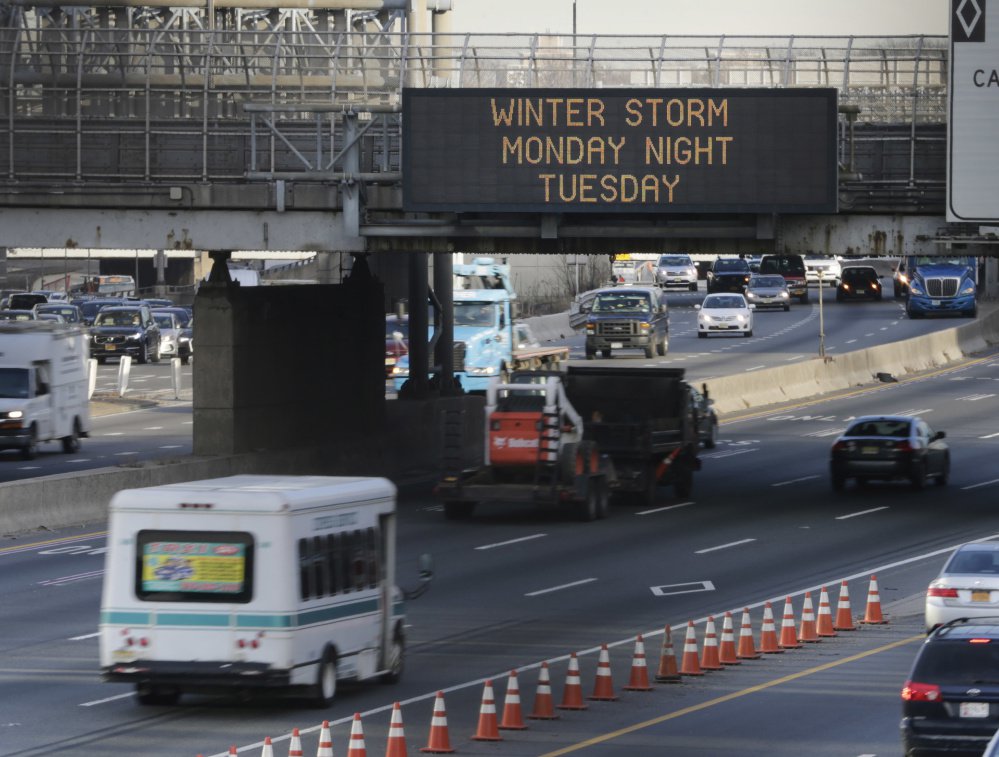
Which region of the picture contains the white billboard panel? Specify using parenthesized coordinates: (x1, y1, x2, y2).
(949, 0, 999, 222)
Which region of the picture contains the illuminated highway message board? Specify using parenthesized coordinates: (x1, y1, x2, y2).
(403, 88, 838, 213)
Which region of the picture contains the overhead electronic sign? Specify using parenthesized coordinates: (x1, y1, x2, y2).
(403, 88, 838, 214)
(948, 0, 999, 222)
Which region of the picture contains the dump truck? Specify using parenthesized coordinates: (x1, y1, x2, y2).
(436, 365, 701, 520)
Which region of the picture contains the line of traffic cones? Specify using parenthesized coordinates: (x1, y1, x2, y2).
(221, 579, 890, 756)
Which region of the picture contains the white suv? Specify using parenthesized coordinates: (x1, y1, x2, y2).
(655, 254, 698, 291)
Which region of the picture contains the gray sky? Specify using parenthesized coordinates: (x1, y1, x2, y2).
(450, 0, 948, 36)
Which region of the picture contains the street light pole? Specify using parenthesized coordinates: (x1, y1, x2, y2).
(818, 269, 826, 358)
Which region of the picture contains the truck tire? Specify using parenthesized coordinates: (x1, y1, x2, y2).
(704, 419, 718, 449)
(576, 477, 599, 522)
(600, 348, 611, 358)
(674, 468, 693, 499)
(138, 342, 148, 364)
(21, 426, 38, 461)
(136, 684, 180, 706)
(380, 626, 405, 684)
(61, 419, 81, 454)
(585, 347, 595, 360)
(644, 344, 655, 359)
(656, 334, 668, 356)
(443, 501, 475, 519)
(596, 478, 609, 519)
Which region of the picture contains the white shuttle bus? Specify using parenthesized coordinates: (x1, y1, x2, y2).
(99, 475, 406, 705)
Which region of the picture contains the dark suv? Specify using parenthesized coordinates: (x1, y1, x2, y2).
(705, 258, 752, 293)
(837, 265, 883, 302)
(901, 618, 999, 756)
(89, 304, 161, 364)
(585, 287, 669, 359)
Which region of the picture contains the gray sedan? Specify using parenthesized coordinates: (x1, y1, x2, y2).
(743, 274, 791, 311)
(830, 414, 949, 491)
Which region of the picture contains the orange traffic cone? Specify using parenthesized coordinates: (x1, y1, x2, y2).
(385, 702, 408, 757)
(798, 592, 819, 642)
(347, 713, 367, 757)
(700, 615, 723, 670)
(778, 596, 802, 649)
(529, 662, 559, 719)
(228, 748, 237, 756)
(758, 601, 782, 653)
(834, 580, 856, 631)
(472, 679, 502, 741)
(289, 728, 304, 757)
(679, 620, 704, 675)
(259, 736, 274, 757)
(558, 653, 588, 710)
(861, 575, 887, 624)
(317, 720, 333, 757)
(499, 670, 528, 730)
(589, 644, 618, 700)
(736, 608, 761, 659)
(623, 635, 654, 691)
(816, 586, 838, 637)
(420, 691, 455, 754)
(718, 612, 740, 665)
(654, 625, 681, 683)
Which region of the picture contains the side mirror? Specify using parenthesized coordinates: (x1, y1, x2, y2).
(694, 304, 701, 311)
(933, 431, 946, 441)
(748, 304, 756, 310)
(418, 553, 434, 581)
(701, 383, 709, 401)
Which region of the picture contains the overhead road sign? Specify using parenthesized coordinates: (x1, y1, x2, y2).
(949, 0, 999, 222)
(403, 88, 838, 214)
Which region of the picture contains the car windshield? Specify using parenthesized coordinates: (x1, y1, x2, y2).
(95, 311, 141, 327)
(750, 276, 786, 288)
(761, 257, 806, 275)
(713, 259, 750, 272)
(911, 640, 999, 683)
(0, 368, 30, 398)
(659, 256, 691, 266)
(0, 311, 33, 320)
(845, 419, 911, 437)
(592, 294, 651, 313)
(454, 302, 498, 326)
(37, 306, 77, 321)
(153, 314, 175, 328)
(946, 550, 999, 574)
(702, 296, 745, 309)
(842, 268, 877, 282)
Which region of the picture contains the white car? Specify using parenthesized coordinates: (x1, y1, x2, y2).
(655, 253, 699, 291)
(695, 293, 754, 338)
(804, 256, 842, 286)
(925, 541, 999, 632)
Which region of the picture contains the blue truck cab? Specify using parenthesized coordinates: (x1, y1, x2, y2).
(391, 258, 567, 394)
(902, 255, 977, 319)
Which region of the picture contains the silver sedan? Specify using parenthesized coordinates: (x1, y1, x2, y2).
(926, 542, 999, 631)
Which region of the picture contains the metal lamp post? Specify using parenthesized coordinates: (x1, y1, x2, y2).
(818, 269, 826, 358)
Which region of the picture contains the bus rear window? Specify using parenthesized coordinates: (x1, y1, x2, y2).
(134, 530, 254, 603)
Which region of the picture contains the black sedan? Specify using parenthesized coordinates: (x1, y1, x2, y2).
(830, 415, 949, 491)
(705, 258, 752, 293)
(836, 265, 883, 302)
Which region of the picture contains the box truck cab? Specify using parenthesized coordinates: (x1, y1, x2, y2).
(0, 321, 91, 459)
(99, 475, 409, 706)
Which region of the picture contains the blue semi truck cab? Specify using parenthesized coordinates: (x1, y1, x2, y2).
(392, 258, 568, 393)
(897, 255, 978, 319)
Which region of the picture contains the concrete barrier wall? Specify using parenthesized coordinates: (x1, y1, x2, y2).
(703, 306, 999, 415)
(0, 395, 485, 536)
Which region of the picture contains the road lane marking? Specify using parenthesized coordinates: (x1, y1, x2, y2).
(0, 531, 107, 556)
(836, 507, 890, 520)
(846, 339, 857, 344)
(526, 578, 597, 597)
(69, 632, 100, 641)
(39, 569, 104, 586)
(537, 635, 924, 756)
(744, 364, 765, 372)
(651, 580, 715, 597)
(701, 447, 759, 459)
(958, 393, 996, 401)
(159, 445, 184, 449)
(695, 538, 756, 554)
(143, 426, 164, 430)
(979, 432, 999, 439)
(17, 466, 41, 470)
(475, 533, 546, 551)
(962, 478, 999, 491)
(771, 475, 820, 487)
(80, 692, 135, 707)
(113, 451, 138, 456)
(637, 501, 694, 516)
(102, 432, 124, 437)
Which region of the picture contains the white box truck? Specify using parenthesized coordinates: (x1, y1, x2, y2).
(0, 321, 91, 459)
(99, 475, 414, 706)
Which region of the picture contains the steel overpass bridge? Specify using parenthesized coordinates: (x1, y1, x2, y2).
(0, 3, 976, 460)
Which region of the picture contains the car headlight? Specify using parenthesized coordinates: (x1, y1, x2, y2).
(962, 285, 975, 295)
(909, 283, 923, 295)
(735, 314, 746, 323)
(125, 332, 143, 341)
(586, 323, 595, 333)
(746, 292, 757, 299)
(780, 291, 789, 298)
(7, 410, 23, 419)
(639, 322, 651, 334)
(466, 366, 499, 376)
(392, 365, 409, 377)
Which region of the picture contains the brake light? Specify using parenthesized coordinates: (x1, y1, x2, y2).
(832, 440, 853, 452)
(969, 638, 993, 644)
(902, 680, 942, 702)
(895, 440, 914, 452)
(926, 587, 959, 598)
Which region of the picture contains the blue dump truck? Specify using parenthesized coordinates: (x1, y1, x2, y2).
(894, 255, 978, 319)
(392, 258, 568, 393)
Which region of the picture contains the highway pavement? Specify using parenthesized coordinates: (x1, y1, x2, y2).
(3, 346, 999, 755)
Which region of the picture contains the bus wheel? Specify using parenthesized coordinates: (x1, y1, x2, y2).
(381, 628, 405, 684)
(311, 648, 337, 707)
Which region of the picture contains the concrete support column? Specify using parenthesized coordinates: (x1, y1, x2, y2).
(985, 256, 998, 300)
(402, 252, 430, 399)
(431, 3, 453, 86)
(433, 251, 459, 394)
(315, 251, 342, 284)
(370, 251, 410, 312)
(0, 248, 7, 291)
